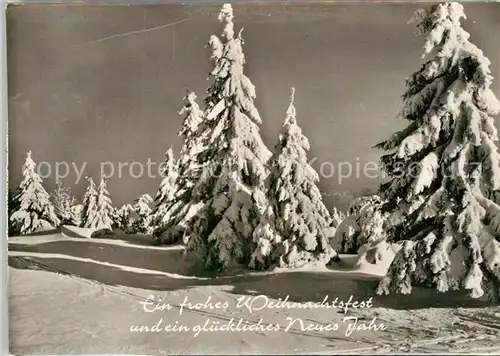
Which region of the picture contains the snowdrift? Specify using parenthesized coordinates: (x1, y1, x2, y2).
(33, 222, 56, 233)
(61, 225, 94, 239)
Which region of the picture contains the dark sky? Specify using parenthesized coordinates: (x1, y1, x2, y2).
(7, 2, 500, 208)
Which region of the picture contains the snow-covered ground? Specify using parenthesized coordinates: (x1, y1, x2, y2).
(8, 230, 500, 354)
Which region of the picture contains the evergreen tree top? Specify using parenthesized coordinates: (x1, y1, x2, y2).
(23, 150, 35, 168)
(278, 87, 310, 153)
(408, 2, 497, 93)
(205, 3, 262, 126)
(85, 176, 96, 187)
(135, 193, 153, 204)
(285, 87, 297, 125)
(98, 176, 110, 193)
(178, 91, 203, 140)
(19, 151, 44, 188)
(372, 2, 500, 261)
(219, 3, 234, 41)
(160, 147, 176, 175)
(375, 1, 500, 178)
(165, 147, 174, 164)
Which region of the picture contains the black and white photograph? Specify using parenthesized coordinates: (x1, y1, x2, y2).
(5, 1, 500, 354)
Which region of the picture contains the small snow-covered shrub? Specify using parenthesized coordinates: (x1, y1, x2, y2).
(52, 180, 79, 226)
(90, 228, 116, 239)
(331, 215, 359, 254)
(331, 195, 387, 254)
(153, 224, 184, 244)
(128, 194, 154, 235)
(113, 204, 133, 231)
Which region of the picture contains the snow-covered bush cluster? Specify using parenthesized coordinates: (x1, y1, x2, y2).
(113, 203, 133, 232)
(331, 195, 388, 254)
(113, 195, 154, 235)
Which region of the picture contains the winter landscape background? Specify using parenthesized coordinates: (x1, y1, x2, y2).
(7, 1, 500, 355)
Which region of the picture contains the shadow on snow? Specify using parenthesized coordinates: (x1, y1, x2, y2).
(8, 236, 495, 311)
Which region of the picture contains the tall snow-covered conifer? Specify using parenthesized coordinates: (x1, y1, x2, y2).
(93, 177, 114, 230)
(81, 176, 98, 228)
(250, 88, 335, 269)
(154, 92, 207, 244)
(10, 151, 60, 234)
(186, 4, 272, 271)
(152, 148, 180, 241)
(81, 176, 113, 230)
(376, 3, 500, 300)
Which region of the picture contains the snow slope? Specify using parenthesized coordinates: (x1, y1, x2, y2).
(61, 225, 94, 239)
(8, 232, 500, 354)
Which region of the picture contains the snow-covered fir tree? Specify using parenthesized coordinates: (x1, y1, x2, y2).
(81, 176, 114, 230)
(51, 179, 78, 226)
(151, 148, 180, 241)
(80, 176, 98, 228)
(178, 91, 205, 165)
(129, 194, 154, 235)
(10, 151, 60, 234)
(250, 88, 335, 270)
(113, 204, 133, 231)
(153, 92, 207, 244)
(70, 204, 83, 227)
(93, 177, 114, 230)
(375, 2, 500, 300)
(186, 3, 272, 271)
